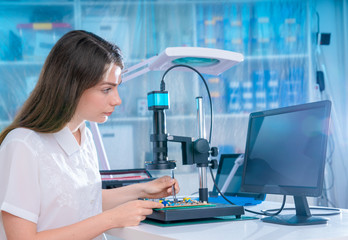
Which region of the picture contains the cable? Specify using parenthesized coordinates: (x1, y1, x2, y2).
(208, 166, 286, 216)
(262, 207, 341, 217)
(324, 133, 335, 191)
(209, 166, 340, 217)
(160, 64, 213, 144)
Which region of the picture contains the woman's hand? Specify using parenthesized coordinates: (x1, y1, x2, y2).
(2, 199, 164, 239)
(102, 176, 179, 211)
(141, 175, 180, 199)
(106, 200, 163, 228)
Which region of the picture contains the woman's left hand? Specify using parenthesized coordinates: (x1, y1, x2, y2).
(141, 175, 180, 199)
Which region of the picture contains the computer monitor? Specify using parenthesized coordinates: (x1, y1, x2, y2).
(241, 100, 331, 225)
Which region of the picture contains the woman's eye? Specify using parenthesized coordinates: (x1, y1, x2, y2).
(102, 88, 111, 93)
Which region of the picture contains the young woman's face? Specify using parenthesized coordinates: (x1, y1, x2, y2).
(74, 64, 122, 124)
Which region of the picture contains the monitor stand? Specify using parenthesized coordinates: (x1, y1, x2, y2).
(261, 196, 328, 226)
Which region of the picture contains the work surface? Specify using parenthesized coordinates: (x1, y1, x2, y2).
(106, 201, 348, 240)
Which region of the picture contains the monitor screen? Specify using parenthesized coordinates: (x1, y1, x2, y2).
(241, 100, 331, 197)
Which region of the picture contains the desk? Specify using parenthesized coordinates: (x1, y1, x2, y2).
(106, 202, 348, 240)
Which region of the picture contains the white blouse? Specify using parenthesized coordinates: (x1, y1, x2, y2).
(0, 123, 105, 240)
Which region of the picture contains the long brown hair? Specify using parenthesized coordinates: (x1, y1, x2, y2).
(0, 30, 123, 144)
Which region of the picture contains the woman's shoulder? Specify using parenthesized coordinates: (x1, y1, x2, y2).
(3, 128, 40, 145)
(0, 128, 43, 156)
(8, 127, 37, 137)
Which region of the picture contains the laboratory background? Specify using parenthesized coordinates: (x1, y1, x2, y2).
(0, 0, 347, 210)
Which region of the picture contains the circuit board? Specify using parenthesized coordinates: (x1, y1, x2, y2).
(147, 197, 245, 222)
(156, 197, 216, 210)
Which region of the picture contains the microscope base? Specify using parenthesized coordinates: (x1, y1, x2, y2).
(146, 203, 244, 223)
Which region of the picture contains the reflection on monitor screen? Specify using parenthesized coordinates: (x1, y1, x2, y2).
(241, 100, 331, 226)
(211, 154, 265, 201)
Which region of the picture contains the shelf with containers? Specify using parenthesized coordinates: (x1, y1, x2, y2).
(0, 1, 74, 63)
(0, 1, 75, 123)
(0, 0, 316, 117)
(195, 0, 314, 116)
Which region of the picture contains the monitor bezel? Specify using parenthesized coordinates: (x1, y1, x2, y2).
(241, 100, 331, 197)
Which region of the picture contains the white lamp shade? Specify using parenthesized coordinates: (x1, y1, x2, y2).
(122, 47, 244, 82)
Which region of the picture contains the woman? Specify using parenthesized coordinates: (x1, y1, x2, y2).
(0, 30, 179, 240)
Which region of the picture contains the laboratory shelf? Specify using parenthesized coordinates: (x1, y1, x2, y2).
(0, 2, 73, 7)
(108, 113, 249, 124)
(80, 1, 194, 6)
(246, 53, 309, 61)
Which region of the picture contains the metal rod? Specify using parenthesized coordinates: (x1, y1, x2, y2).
(196, 96, 206, 139)
(196, 97, 208, 202)
(198, 167, 207, 189)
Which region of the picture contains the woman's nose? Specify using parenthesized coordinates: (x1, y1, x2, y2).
(111, 89, 122, 106)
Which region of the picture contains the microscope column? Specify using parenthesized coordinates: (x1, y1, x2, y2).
(146, 91, 175, 170)
(153, 109, 168, 163)
(196, 97, 208, 202)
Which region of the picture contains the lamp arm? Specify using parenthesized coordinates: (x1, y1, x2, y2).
(122, 55, 158, 82)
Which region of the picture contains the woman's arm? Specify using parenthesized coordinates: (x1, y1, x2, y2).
(102, 175, 179, 211)
(2, 199, 163, 240)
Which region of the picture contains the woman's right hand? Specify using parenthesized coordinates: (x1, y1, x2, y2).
(106, 200, 163, 228)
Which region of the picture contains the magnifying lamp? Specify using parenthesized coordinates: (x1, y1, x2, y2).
(91, 46, 244, 171)
(122, 46, 244, 82)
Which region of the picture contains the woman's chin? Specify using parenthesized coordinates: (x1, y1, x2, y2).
(95, 116, 108, 123)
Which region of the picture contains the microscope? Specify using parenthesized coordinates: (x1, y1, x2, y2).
(145, 64, 245, 222)
(146, 90, 217, 202)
